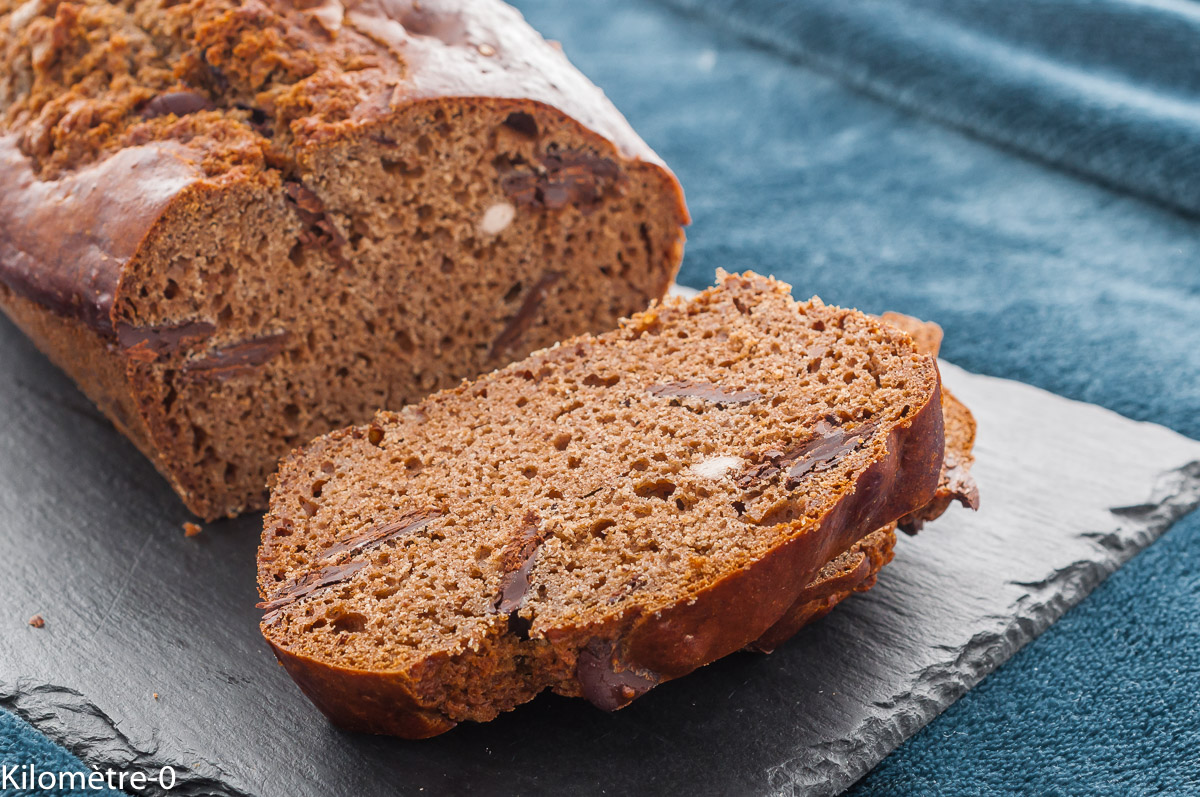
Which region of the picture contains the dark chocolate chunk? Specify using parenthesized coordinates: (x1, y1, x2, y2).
(541, 183, 570, 209)
(499, 149, 620, 211)
(735, 451, 787, 489)
(321, 511, 441, 559)
(491, 512, 543, 615)
(489, 272, 562, 359)
(257, 560, 368, 614)
(285, 181, 348, 263)
(236, 104, 274, 137)
(647, 381, 762, 405)
(736, 419, 880, 489)
(285, 183, 326, 215)
(141, 91, 214, 119)
(116, 319, 217, 359)
(576, 638, 660, 711)
(784, 421, 880, 488)
(182, 332, 291, 381)
(500, 172, 540, 207)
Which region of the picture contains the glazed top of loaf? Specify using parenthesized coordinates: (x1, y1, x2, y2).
(0, 0, 673, 334)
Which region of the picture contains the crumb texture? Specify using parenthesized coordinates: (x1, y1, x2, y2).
(258, 271, 944, 736)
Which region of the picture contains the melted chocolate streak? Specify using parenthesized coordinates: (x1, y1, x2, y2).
(258, 511, 442, 616)
(284, 181, 348, 262)
(575, 638, 660, 712)
(489, 272, 562, 359)
(182, 332, 291, 380)
(647, 381, 763, 405)
(492, 512, 543, 615)
(116, 319, 217, 357)
(258, 560, 368, 614)
(500, 151, 619, 211)
(737, 419, 881, 490)
(117, 321, 289, 381)
(321, 511, 441, 559)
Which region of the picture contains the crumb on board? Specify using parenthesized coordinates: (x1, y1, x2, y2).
(153, 693, 159, 700)
(28, 614, 44, 628)
(183, 522, 202, 537)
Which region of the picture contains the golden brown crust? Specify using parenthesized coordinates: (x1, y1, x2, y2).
(273, 654, 459, 738)
(745, 525, 897, 653)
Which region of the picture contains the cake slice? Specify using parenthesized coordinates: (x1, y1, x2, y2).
(0, 0, 687, 519)
(256, 271, 946, 737)
(747, 312, 979, 652)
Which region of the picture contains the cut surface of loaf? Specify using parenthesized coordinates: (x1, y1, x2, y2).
(755, 311, 981, 650)
(257, 271, 946, 737)
(0, 0, 687, 519)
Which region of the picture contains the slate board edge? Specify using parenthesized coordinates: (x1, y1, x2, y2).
(0, 284, 707, 797)
(3, 382, 1200, 797)
(7, 461, 1199, 797)
(0, 680, 250, 797)
(782, 459, 1200, 797)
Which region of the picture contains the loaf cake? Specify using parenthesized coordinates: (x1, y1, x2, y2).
(0, 0, 688, 519)
(256, 271, 947, 737)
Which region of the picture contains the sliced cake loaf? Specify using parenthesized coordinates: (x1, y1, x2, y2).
(0, 0, 687, 519)
(748, 312, 979, 652)
(256, 271, 946, 737)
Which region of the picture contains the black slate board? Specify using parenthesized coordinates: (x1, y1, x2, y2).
(1, 308, 1198, 797)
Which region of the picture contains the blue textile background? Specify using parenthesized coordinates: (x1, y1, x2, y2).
(661, 0, 1200, 219)
(0, 712, 116, 796)
(4, 0, 1200, 794)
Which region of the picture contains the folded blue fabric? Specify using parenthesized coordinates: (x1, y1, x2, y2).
(0, 711, 117, 796)
(660, 0, 1200, 218)
(854, 509, 1200, 795)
